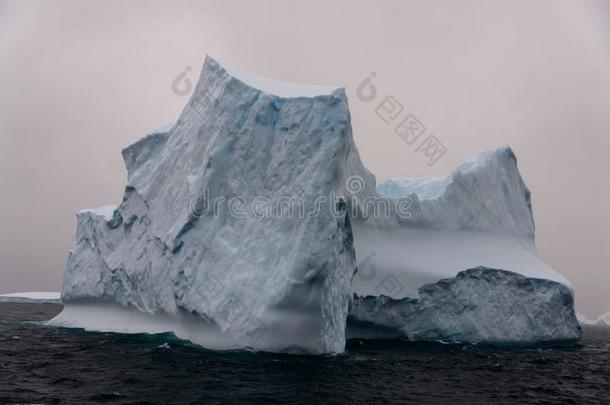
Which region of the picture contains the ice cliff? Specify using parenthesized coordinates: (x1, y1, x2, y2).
(50, 56, 581, 352)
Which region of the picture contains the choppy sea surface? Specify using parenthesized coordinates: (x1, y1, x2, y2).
(1, 303, 609, 404)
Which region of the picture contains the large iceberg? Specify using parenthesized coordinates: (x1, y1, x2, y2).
(51, 56, 365, 354)
(50, 56, 581, 353)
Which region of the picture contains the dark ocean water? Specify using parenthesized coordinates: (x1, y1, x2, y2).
(1, 303, 609, 405)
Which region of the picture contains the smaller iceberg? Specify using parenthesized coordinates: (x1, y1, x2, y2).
(0, 292, 61, 304)
(577, 311, 610, 327)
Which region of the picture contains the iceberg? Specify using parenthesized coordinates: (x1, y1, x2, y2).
(576, 311, 610, 327)
(50, 56, 365, 354)
(50, 55, 581, 353)
(347, 147, 582, 343)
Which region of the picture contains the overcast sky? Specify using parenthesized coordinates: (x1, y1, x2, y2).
(1, 0, 608, 316)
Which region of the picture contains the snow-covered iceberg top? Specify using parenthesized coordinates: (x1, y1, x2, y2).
(376, 146, 534, 236)
(218, 59, 342, 98)
(76, 205, 117, 221)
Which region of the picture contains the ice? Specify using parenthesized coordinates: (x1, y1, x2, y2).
(50, 56, 363, 354)
(347, 146, 581, 343)
(217, 60, 340, 98)
(349, 268, 581, 343)
(0, 291, 61, 303)
(76, 205, 117, 221)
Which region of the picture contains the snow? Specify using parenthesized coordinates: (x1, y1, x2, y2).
(77, 205, 117, 221)
(216, 58, 341, 98)
(148, 122, 175, 135)
(378, 177, 449, 200)
(576, 311, 610, 326)
(351, 227, 568, 299)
